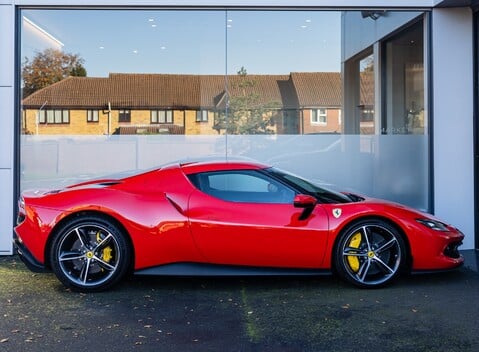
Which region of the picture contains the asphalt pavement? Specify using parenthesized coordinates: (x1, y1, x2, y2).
(0, 250, 478, 352)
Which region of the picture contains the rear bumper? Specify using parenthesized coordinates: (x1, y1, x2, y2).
(13, 234, 48, 273)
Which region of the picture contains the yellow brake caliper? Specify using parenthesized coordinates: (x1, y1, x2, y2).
(97, 231, 113, 263)
(347, 232, 362, 272)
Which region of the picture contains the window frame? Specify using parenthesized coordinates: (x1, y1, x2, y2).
(151, 109, 173, 124)
(311, 108, 327, 125)
(118, 109, 131, 123)
(87, 109, 99, 123)
(196, 109, 209, 123)
(38, 109, 70, 124)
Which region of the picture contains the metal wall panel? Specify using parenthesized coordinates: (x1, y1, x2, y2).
(0, 4, 13, 87)
(13, 0, 436, 7)
(0, 3, 13, 254)
(0, 88, 13, 169)
(432, 7, 474, 249)
(0, 169, 13, 254)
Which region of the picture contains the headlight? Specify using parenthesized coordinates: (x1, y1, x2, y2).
(416, 218, 449, 231)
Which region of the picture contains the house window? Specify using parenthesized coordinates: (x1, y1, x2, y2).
(196, 110, 209, 122)
(119, 109, 131, 123)
(87, 110, 99, 122)
(360, 107, 374, 122)
(311, 108, 327, 125)
(151, 110, 173, 124)
(38, 109, 69, 124)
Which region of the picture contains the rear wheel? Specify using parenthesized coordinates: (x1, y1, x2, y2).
(49, 215, 131, 292)
(334, 219, 405, 288)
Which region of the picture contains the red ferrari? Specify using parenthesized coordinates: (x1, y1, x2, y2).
(14, 160, 464, 292)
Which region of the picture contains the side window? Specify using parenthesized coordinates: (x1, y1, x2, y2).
(190, 171, 295, 204)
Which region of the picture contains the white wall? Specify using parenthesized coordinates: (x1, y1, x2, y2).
(0, 1, 14, 254)
(432, 7, 475, 249)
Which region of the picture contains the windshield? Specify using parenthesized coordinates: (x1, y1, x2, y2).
(266, 167, 353, 204)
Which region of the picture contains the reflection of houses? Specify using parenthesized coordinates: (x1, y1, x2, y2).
(291, 72, 342, 134)
(22, 72, 342, 135)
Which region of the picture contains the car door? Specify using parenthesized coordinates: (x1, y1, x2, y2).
(187, 170, 329, 269)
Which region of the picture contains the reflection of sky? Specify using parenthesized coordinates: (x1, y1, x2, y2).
(21, 9, 341, 77)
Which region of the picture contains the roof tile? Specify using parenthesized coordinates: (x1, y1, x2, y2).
(22, 72, 342, 109)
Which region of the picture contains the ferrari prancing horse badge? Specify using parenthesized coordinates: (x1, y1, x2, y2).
(332, 208, 342, 218)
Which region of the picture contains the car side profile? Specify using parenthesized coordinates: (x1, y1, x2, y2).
(14, 160, 464, 292)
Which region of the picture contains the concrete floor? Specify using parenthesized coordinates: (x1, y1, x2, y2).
(0, 250, 478, 352)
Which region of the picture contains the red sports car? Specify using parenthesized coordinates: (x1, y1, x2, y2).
(14, 160, 464, 292)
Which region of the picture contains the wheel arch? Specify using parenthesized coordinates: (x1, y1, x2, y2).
(331, 215, 412, 274)
(44, 210, 135, 272)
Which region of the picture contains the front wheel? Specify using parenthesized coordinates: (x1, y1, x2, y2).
(49, 215, 131, 292)
(334, 220, 405, 288)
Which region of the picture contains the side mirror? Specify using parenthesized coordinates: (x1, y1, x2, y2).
(293, 194, 317, 220)
(294, 194, 317, 209)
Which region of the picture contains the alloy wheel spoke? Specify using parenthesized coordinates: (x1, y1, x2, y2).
(92, 233, 113, 252)
(361, 226, 372, 251)
(357, 258, 372, 282)
(59, 251, 84, 262)
(376, 238, 398, 254)
(343, 247, 368, 257)
(80, 258, 92, 284)
(94, 256, 117, 271)
(373, 255, 395, 274)
(73, 227, 88, 249)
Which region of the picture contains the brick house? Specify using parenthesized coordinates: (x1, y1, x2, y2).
(21, 72, 342, 135)
(290, 72, 342, 134)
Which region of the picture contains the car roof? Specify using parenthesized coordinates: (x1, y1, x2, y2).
(179, 160, 270, 175)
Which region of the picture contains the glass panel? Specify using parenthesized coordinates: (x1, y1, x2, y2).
(19, 9, 429, 211)
(46, 110, 54, 123)
(20, 9, 227, 188)
(202, 171, 296, 203)
(54, 110, 62, 123)
(359, 54, 375, 134)
(63, 110, 69, 123)
(383, 20, 425, 135)
(38, 110, 45, 124)
(208, 173, 270, 192)
(225, 11, 341, 135)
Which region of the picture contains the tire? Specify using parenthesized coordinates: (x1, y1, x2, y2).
(334, 219, 405, 288)
(49, 215, 131, 292)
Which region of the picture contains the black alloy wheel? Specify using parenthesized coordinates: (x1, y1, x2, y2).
(49, 215, 131, 292)
(335, 219, 405, 288)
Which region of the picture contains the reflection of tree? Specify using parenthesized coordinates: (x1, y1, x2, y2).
(360, 55, 374, 72)
(22, 48, 87, 97)
(213, 67, 281, 135)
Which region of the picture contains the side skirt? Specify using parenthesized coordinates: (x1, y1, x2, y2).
(135, 262, 331, 277)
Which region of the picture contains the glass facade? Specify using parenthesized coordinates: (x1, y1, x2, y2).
(19, 9, 428, 210)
